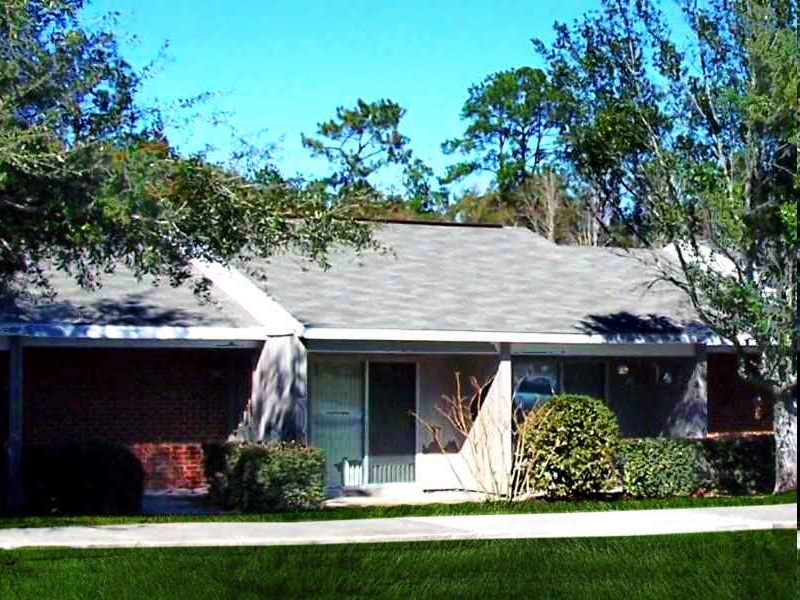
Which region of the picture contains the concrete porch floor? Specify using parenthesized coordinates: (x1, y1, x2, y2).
(323, 488, 489, 508)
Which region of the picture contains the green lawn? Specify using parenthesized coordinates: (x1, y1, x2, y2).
(0, 490, 795, 529)
(0, 530, 795, 600)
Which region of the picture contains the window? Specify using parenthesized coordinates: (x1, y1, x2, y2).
(563, 361, 606, 400)
(512, 359, 558, 412)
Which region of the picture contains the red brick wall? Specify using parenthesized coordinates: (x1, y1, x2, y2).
(130, 443, 206, 490)
(707, 353, 772, 434)
(22, 347, 253, 490)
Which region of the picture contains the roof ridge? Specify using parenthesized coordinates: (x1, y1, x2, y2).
(360, 218, 504, 228)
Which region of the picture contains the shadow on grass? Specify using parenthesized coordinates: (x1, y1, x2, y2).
(0, 490, 795, 530)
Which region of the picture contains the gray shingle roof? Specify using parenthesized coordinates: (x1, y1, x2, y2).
(247, 222, 703, 335)
(0, 267, 258, 328)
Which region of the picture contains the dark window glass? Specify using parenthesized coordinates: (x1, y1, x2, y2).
(563, 361, 606, 400)
(368, 362, 416, 457)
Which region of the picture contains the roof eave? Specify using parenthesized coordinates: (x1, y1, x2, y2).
(301, 326, 735, 346)
(0, 323, 275, 342)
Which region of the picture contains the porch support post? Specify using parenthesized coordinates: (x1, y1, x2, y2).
(249, 334, 308, 443)
(665, 344, 708, 438)
(5, 336, 23, 512)
(493, 342, 513, 494)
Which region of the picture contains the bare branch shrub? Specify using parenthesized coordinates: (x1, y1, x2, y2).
(413, 372, 529, 500)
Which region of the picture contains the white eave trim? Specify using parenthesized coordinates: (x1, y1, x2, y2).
(0, 323, 270, 341)
(301, 327, 735, 346)
(191, 259, 303, 336)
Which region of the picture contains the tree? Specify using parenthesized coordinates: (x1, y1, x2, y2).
(512, 169, 575, 243)
(444, 189, 517, 225)
(442, 67, 558, 200)
(0, 0, 372, 294)
(532, 4, 668, 244)
(570, 185, 605, 247)
(538, 0, 797, 491)
(402, 157, 449, 215)
(301, 98, 412, 195)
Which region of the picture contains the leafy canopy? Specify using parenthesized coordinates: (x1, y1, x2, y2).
(301, 99, 410, 193)
(0, 0, 372, 293)
(442, 67, 558, 198)
(537, 0, 797, 400)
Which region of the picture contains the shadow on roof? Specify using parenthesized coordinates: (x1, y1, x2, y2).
(577, 311, 704, 340)
(0, 292, 227, 327)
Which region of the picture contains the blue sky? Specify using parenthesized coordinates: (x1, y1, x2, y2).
(86, 0, 610, 190)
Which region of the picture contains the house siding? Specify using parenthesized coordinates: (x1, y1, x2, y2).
(707, 353, 772, 434)
(606, 356, 707, 438)
(512, 355, 708, 438)
(3, 344, 772, 495)
(21, 347, 253, 490)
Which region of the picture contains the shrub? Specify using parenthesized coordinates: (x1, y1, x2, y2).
(204, 442, 244, 508)
(619, 439, 703, 498)
(23, 441, 144, 515)
(204, 441, 325, 512)
(619, 435, 775, 498)
(518, 394, 621, 499)
(699, 435, 775, 495)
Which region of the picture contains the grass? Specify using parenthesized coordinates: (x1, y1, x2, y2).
(0, 490, 795, 529)
(0, 530, 795, 600)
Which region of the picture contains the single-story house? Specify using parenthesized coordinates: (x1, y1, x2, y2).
(1, 221, 769, 504)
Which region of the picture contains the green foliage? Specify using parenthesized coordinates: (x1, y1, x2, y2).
(444, 189, 517, 224)
(442, 67, 557, 198)
(0, 0, 373, 294)
(301, 99, 449, 217)
(205, 442, 326, 513)
(619, 436, 775, 498)
(518, 395, 621, 498)
(537, 0, 797, 424)
(2, 532, 796, 600)
(533, 0, 674, 241)
(699, 435, 775, 495)
(779, 202, 796, 245)
(22, 442, 144, 515)
(619, 439, 703, 498)
(301, 98, 411, 193)
(402, 157, 449, 214)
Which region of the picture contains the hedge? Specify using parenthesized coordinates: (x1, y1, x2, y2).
(204, 441, 326, 512)
(518, 394, 621, 499)
(618, 439, 703, 498)
(698, 435, 775, 495)
(22, 441, 144, 515)
(619, 435, 775, 497)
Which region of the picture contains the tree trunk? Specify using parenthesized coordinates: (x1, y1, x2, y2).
(543, 171, 558, 243)
(773, 392, 797, 493)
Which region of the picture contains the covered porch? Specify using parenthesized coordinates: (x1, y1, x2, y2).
(303, 336, 720, 496)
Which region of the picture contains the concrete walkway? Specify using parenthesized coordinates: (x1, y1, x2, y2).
(0, 504, 795, 550)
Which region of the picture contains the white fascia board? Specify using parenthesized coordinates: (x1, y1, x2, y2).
(191, 259, 303, 336)
(0, 323, 270, 341)
(301, 327, 729, 346)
